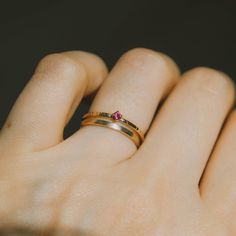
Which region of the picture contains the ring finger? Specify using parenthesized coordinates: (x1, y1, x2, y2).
(65, 48, 180, 165)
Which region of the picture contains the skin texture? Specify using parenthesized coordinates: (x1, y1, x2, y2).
(0, 48, 236, 235)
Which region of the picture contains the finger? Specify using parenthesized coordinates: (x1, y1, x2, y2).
(0, 51, 108, 153)
(65, 48, 180, 165)
(62, 51, 108, 123)
(138, 67, 235, 187)
(200, 110, 236, 218)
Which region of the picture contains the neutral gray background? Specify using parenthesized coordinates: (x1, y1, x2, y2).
(0, 0, 235, 137)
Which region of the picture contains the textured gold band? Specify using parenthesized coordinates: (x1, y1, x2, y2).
(80, 112, 144, 147)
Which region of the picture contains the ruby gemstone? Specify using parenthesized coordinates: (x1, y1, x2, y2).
(111, 111, 122, 120)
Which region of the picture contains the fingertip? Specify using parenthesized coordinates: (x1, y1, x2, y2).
(62, 51, 109, 96)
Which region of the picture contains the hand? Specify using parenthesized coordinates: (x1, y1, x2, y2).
(0, 48, 235, 235)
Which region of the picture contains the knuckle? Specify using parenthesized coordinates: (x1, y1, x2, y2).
(119, 47, 179, 76)
(185, 67, 235, 99)
(35, 53, 86, 78)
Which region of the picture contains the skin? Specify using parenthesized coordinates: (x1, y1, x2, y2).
(0, 48, 235, 235)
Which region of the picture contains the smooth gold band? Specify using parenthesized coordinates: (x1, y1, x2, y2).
(82, 112, 144, 142)
(80, 112, 144, 147)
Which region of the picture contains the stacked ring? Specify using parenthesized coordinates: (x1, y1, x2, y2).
(80, 111, 144, 148)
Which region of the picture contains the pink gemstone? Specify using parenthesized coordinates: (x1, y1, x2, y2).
(111, 111, 122, 120)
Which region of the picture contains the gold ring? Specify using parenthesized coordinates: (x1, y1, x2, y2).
(80, 111, 144, 148)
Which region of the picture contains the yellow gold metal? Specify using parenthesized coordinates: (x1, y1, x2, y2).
(80, 113, 144, 148)
(82, 112, 144, 143)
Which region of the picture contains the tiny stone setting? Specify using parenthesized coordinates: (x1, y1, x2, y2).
(111, 111, 122, 120)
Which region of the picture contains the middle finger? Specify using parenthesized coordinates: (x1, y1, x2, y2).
(138, 67, 235, 188)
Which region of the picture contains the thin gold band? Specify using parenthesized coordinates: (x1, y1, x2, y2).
(80, 117, 141, 147)
(82, 112, 144, 143)
(80, 112, 144, 147)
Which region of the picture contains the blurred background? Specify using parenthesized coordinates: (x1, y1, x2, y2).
(0, 0, 235, 136)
